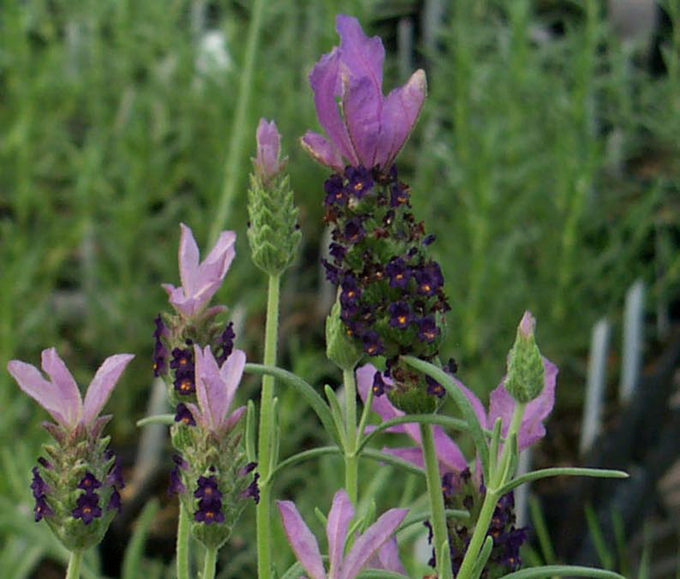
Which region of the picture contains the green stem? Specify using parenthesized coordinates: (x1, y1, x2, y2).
(420, 423, 452, 579)
(177, 503, 190, 579)
(202, 548, 218, 579)
(65, 550, 83, 579)
(256, 274, 281, 579)
(208, 0, 267, 243)
(343, 367, 358, 505)
(457, 403, 526, 579)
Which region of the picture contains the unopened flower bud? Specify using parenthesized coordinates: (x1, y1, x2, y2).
(247, 119, 301, 276)
(504, 311, 545, 403)
(326, 299, 362, 371)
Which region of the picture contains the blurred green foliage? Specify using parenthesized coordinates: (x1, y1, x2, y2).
(1, 0, 679, 576)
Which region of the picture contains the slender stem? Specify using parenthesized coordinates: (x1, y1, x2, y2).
(343, 367, 358, 505)
(208, 0, 267, 243)
(202, 548, 218, 579)
(65, 550, 83, 579)
(420, 423, 452, 579)
(176, 503, 190, 579)
(257, 274, 281, 579)
(457, 403, 526, 579)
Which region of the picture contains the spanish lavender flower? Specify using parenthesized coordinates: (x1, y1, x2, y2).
(170, 346, 196, 396)
(301, 15, 426, 172)
(162, 223, 236, 319)
(153, 314, 168, 377)
(7, 348, 132, 549)
(253, 118, 285, 182)
(214, 321, 235, 366)
(277, 489, 408, 579)
(174, 402, 196, 426)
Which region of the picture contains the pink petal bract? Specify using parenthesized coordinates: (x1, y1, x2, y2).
(277, 500, 327, 579)
(82, 353, 134, 426)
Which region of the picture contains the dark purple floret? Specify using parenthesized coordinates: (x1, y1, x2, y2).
(242, 473, 260, 504)
(329, 242, 347, 262)
(173, 453, 188, 469)
(34, 496, 53, 522)
(106, 457, 125, 489)
(174, 403, 196, 426)
(77, 472, 102, 493)
(388, 301, 412, 329)
(215, 321, 236, 366)
(107, 488, 122, 513)
(426, 375, 445, 398)
(168, 465, 186, 496)
(340, 275, 361, 313)
(31, 467, 48, 499)
(322, 259, 341, 284)
(345, 165, 374, 199)
(390, 182, 410, 207)
(362, 331, 384, 356)
(194, 500, 225, 524)
(37, 457, 51, 469)
(171, 347, 195, 395)
(343, 218, 365, 244)
(72, 493, 102, 525)
(153, 314, 168, 377)
(415, 263, 444, 296)
(372, 372, 388, 397)
(385, 257, 410, 289)
(194, 475, 222, 501)
(445, 358, 458, 375)
(239, 462, 257, 476)
(422, 234, 436, 246)
(418, 317, 439, 343)
(441, 472, 455, 498)
(324, 174, 348, 206)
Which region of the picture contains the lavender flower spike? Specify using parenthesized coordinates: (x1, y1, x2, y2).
(187, 345, 246, 433)
(277, 489, 408, 579)
(162, 223, 236, 318)
(301, 14, 427, 172)
(7, 348, 134, 431)
(254, 118, 285, 181)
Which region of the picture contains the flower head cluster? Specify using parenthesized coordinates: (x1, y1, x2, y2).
(7, 348, 133, 550)
(278, 489, 408, 579)
(301, 15, 426, 173)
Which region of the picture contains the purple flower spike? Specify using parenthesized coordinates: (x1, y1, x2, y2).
(7, 348, 134, 431)
(277, 489, 408, 579)
(301, 15, 427, 172)
(254, 118, 285, 181)
(187, 346, 247, 433)
(162, 223, 236, 318)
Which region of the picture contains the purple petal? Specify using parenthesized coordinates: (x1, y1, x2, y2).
(178, 224, 201, 297)
(309, 48, 358, 166)
(340, 508, 408, 579)
(223, 405, 246, 431)
(336, 15, 384, 94)
(82, 354, 134, 426)
(194, 346, 222, 431)
(451, 376, 488, 431)
(326, 490, 354, 577)
(366, 537, 406, 575)
(300, 131, 345, 172)
(197, 230, 236, 289)
(356, 365, 402, 426)
(342, 75, 382, 168)
(185, 402, 205, 428)
(519, 310, 535, 338)
(7, 360, 70, 427)
(375, 69, 426, 169)
(488, 357, 557, 450)
(217, 349, 246, 426)
(432, 425, 467, 473)
(277, 500, 327, 579)
(381, 446, 425, 469)
(255, 118, 283, 179)
(41, 348, 82, 427)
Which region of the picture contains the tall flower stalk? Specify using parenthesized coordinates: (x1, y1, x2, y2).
(247, 118, 300, 579)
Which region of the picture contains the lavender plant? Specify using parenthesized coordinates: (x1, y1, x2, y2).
(5, 11, 635, 579)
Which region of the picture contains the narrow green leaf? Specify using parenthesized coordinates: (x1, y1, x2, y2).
(496, 565, 626, 579)
(269, 447, 341, 480)
(136, 414, 174, 427)
(358, 571, 415, 578)
(361, 448, 425, 477)
(498, 468, 628, 494)
(356, 414, 469, 455)
(246, 400, 257, 463)
(245, 363, 341, 447)
(471, 536, 494, 579)
(529, 495, 556, 565)
(123, 500, 160, 579)
(403, 356, 490, 482)
(585, 502, 614, 570)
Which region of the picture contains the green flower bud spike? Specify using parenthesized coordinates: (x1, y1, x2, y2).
(247, 118, 301, 276)
(505, 311, 545, 403)
(326, 298, 363, 371)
